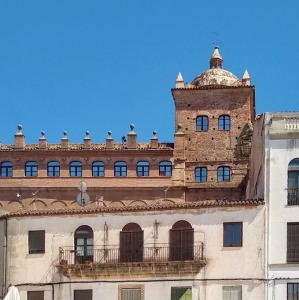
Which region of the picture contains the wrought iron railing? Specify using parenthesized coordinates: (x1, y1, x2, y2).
(58, 243, 204, 266)
(288, 188, 299, 205)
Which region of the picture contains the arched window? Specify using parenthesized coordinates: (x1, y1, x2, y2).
(288, 158, 299, 205)
(196, 115, 209, 131)
(169, 220, 194, 261)
(74, 225, 93, 264)
(159, 161, 172, 176)
(136, 161, 149, 177)
(0, 161, 13, 177)
(69, 161, 82, 177)
(195, 167, 207, 182)
(47, 161, 60, 177)
(92, 161, 105, 177)
(217, 166, 231, 182)
(114, 161, 127, 177)
(218, 115, 231, 131)
(25, 161, 38, 177)
(120, 223, 143, 262)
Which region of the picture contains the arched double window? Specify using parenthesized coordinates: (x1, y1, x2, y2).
(136, 161, 149, 177)
(159, 161, 172, 176)
(288, 158, 299, 205)
(74, 225, 93, 264)
(196, 115, 209, 131)
(25, 161, 38, 177)
(47, 161, 60, 177)
(69, 161, 82, 177)
(114, 161, 127, 177)
(120, 223, 143, 262)
(218, 115, 231, 131)
(0, 161, 13, 177)
(217, 166, 231, 182)
(92, 161, 105, 177)
(169, 220, 194, 261)
(195, 167, 207, 182)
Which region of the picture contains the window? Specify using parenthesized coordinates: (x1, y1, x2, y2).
(196, 116, 209, 131)
(114, 161, 127, 177)
(223, 286, 242, 300)
(120, 287, 142, 300)
(47, 161, 60, 177)
(28, 230, 45, 254)
(0, 161, 13, 177)
(223, 223, 242, 247)
(159, 161, 172, 176)
(136, 161, 149, 177)
(75, 226, 93, 264)
(288, 283, 299, 300)
(92, 161, 105, 177)
(288, 158, 299, 205)
(25, 161, 38, 177)
(171, 287, 192, 300)
(219, 115, 231, 131)
(70, 161, 82, 177)
(27, 291, 44, 300)
(74, 290, 92, 300)
(287, 223, 299, 262)
(195, 167, 207, 182)
(217, 166, 231, 182)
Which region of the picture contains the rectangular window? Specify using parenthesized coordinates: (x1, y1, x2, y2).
(195, 167, 207, 182)
(74, 290, 92, 300)
(223, 223, 242, 247)
(171, 287, 192, 300)
(287, 223, 299, 262)
(27, 291, 44, 300)
(28, 230, 45, 254)
(120, 288, 142, 300)
(223, 286, 242, 300)
(288, 283, 299, 300)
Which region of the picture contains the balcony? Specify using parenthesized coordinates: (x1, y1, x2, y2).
(288, 188, 299, 206)
(57, 243, 206, 278)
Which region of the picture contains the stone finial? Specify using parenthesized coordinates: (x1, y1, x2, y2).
(150, 130, 158, 149)
(39, 131, 47, 149)
(210, 46, 223, 69)
(175, 72, 185, 88)
(127, 123, 137, 149)
(242, 69, 251, 86)
(83, 130, 91, 148)
(14, 124, 25, 149)
(61, 130, 69, 148)
(106, 131, 114, 149)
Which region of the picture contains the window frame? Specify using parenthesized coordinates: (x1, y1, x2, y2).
(217, 166, 231, 182)
(218, 115, 231, 131)
(0, 161, 13, 177)
(194, 167, 207, 182)
(196, 115, 209, 132)
(223, 222, 243, 247)
(92, 161, 105, 177)
(136, 161, 150, 177)
(27, 291, 44, 300)
(28, 230, 45, 254)
(159, 161, 172, 177)
(287, 222, 299, 262)
(114, 161, 127, 177)
(69, 161, 82, 177)
(171, 287, 192, 300)
(47, 161, 60, 177)
(118, 285, 144, 300)
(74, 289, 93, 300)
(287, 283, 299, 300)
(25, 161, 38, 177)
(222, 286, 242, 300)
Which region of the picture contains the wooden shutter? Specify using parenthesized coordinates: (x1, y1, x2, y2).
(74, 290, 92, 300)
(170, 228, 194, 261)
(28, 231, 45, 254)
(27, 291, 44, 300)
(121, 288, 141, 300)
(288, 223, 299, 262)
(120, 231, 143, 262)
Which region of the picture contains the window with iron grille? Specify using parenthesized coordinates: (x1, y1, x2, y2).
(27, 291, 44, 300)
(288, 158, 299, 205)
(69, 161, 82, 177)
(74, 290, 92, 300)
(28, 230, 45, 254)
(217, 166, 231, 182)
(0, 161, 13, 177)
(47, 161, 60, 177)
(171, 287, 192, 300)
(92, 161, 105, 177)
(288, 283, 299, 300)
(159, 161, 172, 176)
(25, 161, 38, 177)
(196, 116, 209, 132)
(195, 167, 207, 182)
(287, 223, 299, 262)
(114, 161, 127, 177)
(136, 161, 149, 177)
(222, 286, 242, 300)
(120, 288, 142, 300)
(223, 223, 242, 247)
(219, 115, 231, 131)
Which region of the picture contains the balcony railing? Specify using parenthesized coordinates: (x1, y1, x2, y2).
(288, 188, 299, 205)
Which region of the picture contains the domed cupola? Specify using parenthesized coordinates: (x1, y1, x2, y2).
(191, 47, 242, 87)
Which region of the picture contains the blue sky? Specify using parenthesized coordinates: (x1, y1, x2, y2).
(0, 0, 298, 144)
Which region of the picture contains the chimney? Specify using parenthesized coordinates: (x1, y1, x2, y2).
(39, 131, 47, 149)
(61, 131, 69, 149)
(127, 124, 137, 149)
(150, 131, 158, 149)
(14, 124, 25, 149)
(106, 131, 114, 149)
(83, 130, 91, 148)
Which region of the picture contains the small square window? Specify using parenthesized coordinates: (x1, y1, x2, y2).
(28, 230, 45, 254)
(223, 223, 242, 247)
(119, 285, 144, 300)
(74, 290, 92, 300)
(171, 287, 192, 300)
(27, 291, 44, 300)
(222, 286, 242, 300)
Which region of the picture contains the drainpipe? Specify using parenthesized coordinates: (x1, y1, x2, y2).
(2, 218, 7, 299)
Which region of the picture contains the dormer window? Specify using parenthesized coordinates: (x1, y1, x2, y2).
(218, 115, 230, 131)
(196, 116, 209, 132)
